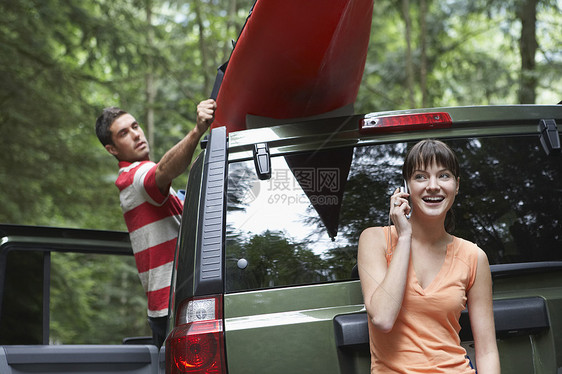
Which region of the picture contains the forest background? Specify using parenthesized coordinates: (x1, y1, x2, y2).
(1, 0, 561, 343)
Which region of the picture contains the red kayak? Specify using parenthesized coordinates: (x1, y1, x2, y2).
(212, 0, 374, 133)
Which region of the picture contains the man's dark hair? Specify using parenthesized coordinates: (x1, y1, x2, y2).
(95, 107, 128, 146)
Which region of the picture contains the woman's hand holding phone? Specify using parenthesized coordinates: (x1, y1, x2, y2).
(390, 182, 412, 236)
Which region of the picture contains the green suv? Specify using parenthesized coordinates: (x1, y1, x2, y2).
(165, 105, 562, 374)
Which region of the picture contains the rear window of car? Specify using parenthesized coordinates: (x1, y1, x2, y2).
(225, 134, 562, 293)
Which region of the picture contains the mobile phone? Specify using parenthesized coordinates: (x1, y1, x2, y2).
(399, 179, 409, 194)
(399, 179, 411, 218)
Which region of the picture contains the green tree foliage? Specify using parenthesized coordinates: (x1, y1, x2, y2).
(1, 0, 560, 227)
(50, 252, 150, 344)
(356, 0, 562, 113)
(0, 0, 141, 230)
(226, 230, 327, 291)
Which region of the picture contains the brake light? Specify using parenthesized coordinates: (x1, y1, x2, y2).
(360, 112, 452, 133)
(166, 296, 226, 374)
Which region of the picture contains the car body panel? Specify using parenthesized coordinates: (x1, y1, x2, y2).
(224, 282, 365, 374)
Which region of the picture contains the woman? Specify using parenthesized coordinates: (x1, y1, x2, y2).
(358, 139, 500, 373)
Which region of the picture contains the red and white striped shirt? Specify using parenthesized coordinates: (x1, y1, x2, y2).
(116, 160, 183, 318)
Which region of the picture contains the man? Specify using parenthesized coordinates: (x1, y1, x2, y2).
(95, 99, 216, 347)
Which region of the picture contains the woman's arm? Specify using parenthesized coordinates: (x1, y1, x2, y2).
(358, 189, 412, 332)
(358, 226, 411, 332)
(467, 249, 500, 373)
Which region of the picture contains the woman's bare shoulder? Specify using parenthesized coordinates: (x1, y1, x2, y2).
(360, 226, 386, 240)
(359, 226, 388, 252)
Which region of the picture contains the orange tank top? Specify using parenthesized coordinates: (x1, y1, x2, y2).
(368, 226, 479, 373)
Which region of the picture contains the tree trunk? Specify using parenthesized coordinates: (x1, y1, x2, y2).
(145, 0, 156, 148)
(223, 0, 237, 62)
(517, 0, 538, 104)
(194, 1, 211, 95)
(402, 0, 415, 108)
(419, 0, 428, 107)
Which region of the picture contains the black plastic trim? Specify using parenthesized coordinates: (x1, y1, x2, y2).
(490, 261, 562, 279)
(0, 225, 131, 255)
(334, 297, 550, 350)
(539, 118, 561, 155)
(459, 296, 549, 341)
(4, 345, 155, 364)
(333, 312, 369, 349)
(194, 126, 228, 296)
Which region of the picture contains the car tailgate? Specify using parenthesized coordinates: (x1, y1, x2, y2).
(224, 269, 562, 373)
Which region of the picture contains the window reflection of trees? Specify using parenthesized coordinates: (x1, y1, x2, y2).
(337, 144, 406, 245)
(225, 136, 562, 292)
(225, 145, 408, 291)
(226, 163, 258, 213)
(452, 136, 562, 264)
(226, 161, 332, 291)
(226, 230, 328, 291)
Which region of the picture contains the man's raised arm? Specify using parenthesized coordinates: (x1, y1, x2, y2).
(155, 99, 216, 195)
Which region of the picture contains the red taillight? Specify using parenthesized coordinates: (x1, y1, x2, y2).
(360, 112, 452, 134)
(166, 296, 226, 374)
